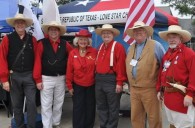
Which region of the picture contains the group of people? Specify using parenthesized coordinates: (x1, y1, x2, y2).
(0, 9, 195, 128)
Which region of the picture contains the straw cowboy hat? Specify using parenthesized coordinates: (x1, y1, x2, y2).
(42, 21, 66, 35)
(125, 21, 154, 37)
(6, 14, 33, 27)
(95, 24, 120, 37)
(159, 25, 191, 42)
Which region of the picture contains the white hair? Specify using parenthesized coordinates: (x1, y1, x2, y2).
(73, 37, 92, 47)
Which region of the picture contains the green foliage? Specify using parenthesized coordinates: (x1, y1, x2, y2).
(31, 1, 39, 7)
(192, 19, 195, 25)
(161, 0, 195, 16)
(56, 0, 76, 6)
(56, 0, 70, 6)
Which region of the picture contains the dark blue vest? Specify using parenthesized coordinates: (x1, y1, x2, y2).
(8, 31, 34, 72)
(41, 38, 67, 76)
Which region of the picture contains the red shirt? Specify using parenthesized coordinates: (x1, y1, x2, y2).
(96, 40, 127, 86)
(0, 34, 37, 83)
(156, 43, 195, 113)
(66, 47, 97, 90)
(33, 37, 73, 84)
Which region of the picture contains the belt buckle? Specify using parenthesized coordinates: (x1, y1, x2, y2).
(9, 70, 13, 74)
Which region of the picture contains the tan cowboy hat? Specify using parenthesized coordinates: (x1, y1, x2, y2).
(95, 24, 120, 37)
(159, 25, 191, 42)
(6, 14, 33, 27)
(125, 21, 153, 37)
(42, 21, 66, 35)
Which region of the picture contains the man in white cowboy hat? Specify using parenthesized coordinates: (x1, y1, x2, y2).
(95, 24, 127, 128)
(0, 7, 37, 128)
(125, 21, 165, 128)
(33, 21, 73, 128)
(156, 25, 195, 128)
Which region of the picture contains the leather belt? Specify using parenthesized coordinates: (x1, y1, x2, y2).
(164, 87, 181, 93)
(164, 86, 195, 103)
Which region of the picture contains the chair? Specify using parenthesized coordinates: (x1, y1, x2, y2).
(0, 84, 10, 117)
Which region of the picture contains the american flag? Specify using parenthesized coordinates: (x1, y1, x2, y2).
(123, 0, 155, 44)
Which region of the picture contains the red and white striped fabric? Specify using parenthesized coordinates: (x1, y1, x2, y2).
(123, 0, 155, 44)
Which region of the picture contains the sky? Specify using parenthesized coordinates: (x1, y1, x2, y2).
(154, 0, 191, 19)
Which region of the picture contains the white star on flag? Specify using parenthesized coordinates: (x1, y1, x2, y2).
(75, 0, 94, 6)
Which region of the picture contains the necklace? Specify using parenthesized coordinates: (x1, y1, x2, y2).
(80, 49, 86, 54)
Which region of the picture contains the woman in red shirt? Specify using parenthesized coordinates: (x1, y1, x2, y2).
(66, 29, 97, 128)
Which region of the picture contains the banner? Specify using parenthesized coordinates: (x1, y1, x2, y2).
(39, 9, 128, 26)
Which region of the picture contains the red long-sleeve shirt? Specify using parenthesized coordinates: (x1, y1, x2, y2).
(0, 34, 37, 83)
(33, 37, 73, 84)
(156, 43, 195, 113)
(96, 40, 127, 86)
(66, 47, 97, 90)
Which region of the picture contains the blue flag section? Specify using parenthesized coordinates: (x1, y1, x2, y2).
(59, 0, 101, 14)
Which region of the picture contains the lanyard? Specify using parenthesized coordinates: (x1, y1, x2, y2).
(132, 40, 147, 61)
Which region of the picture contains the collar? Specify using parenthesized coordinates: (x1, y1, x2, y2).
(136, 39, 147, 46)
(48, 37, 60, 44)
(76, 46, 93, 54)
(103, 40, 114, 49)
(168, 43, 183, 53)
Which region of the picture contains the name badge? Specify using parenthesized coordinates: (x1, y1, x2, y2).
(164, 60, 171, 69)
(162, 60, 171, 72)
(130, 59, 138, 66)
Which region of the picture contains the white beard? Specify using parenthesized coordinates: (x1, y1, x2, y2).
(169, 44, 177, 49)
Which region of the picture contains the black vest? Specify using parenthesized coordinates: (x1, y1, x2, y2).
(41, 38, 67, 76)
(7, 31, 34, 72)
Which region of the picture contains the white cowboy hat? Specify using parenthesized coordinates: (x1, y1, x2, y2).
(6, 14, 33, 27)
(42, 21, 66, 35)
(95, 24, 120, 37)
(125, 21, 154, 37)
(159, 25, 191, 42)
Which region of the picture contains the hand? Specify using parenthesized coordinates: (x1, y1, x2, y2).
(2, 81, 10, 92)
(157, 92, 163, 101)
(123, 82, 130, 94)
(116, 85, 123, 93)
(36, 83, 43, 90)
(69, 89, 74, 96)
(184, 95, 193, 107)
